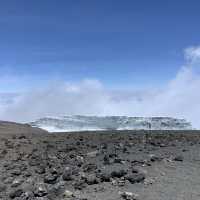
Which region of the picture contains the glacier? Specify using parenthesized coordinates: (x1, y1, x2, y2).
(29, 115, 193, 132)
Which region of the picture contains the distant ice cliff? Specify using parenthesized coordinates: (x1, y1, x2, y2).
(29, 115, 193, 132)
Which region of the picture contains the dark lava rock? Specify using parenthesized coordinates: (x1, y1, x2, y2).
(150, 155, 163, 162)
(131, 168, 139, 174)
(109, 153, 117, 158)
(83, 163, 97, 172)
(47, 181, 65, 199)
(123, 147, 128, 153)
(44, 174, 58, 184)
(20, 191, 34, 199)
(1, 149, 7, 156)
(111, 169, 127, 178)
(114, 158, 123, 164)
(18, 135, 27, 139)
(34, 183, 48, 197)
(174, 155, 184, 162)
(11, 169, 22, 176)
(126, 173, 145, 184)
(103, 155, 111, 165)
(85, 174, 99, 185)
(35, 165, 46, 174)
(101, 143, 108, 149)
(0, 183, 6, 192)
(50, 167, 60, 175)
(9, 189, 23, 199)
(73, 179, 86, 190)
(62, 167, 73, 181)
(11, 178, 24, 187)
(28, 158, 41, 166)
(99, 172, 111, 182)
(120, 191, 138, 200)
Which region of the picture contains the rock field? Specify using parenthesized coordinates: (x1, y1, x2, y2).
(0, 122, 200, 199)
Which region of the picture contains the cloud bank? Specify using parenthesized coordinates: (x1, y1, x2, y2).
(0, 46, 200, 128)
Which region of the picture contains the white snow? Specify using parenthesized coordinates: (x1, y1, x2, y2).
(30, 115, 193, 132)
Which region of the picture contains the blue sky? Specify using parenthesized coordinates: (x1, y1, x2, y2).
(0, 0, 200, 91)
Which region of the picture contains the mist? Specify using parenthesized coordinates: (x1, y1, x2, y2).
(0, 46, 200, 128)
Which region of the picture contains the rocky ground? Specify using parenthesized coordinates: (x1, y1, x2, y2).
(0, 122, 200, 200)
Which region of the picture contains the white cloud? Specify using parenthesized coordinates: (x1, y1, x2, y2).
(184, 46, 200, 63)
(1, 46, 200, 128)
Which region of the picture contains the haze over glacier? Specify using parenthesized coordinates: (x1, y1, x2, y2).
(0, 46, 200, 129)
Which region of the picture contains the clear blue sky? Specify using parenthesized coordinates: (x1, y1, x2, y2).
(0, 0, 200, 91)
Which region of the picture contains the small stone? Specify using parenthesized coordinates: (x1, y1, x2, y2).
(9, 189, 23, 199)
(119, 191, 138, 200)
(111, 170, 127, 178)
(144, 177, 156, 185)
(86, 150, 98, 158)
(83, 163, 97, 172)
(73, 179, 86, 190)
(34, 183, 48, 197)
(63, 190, 74, 198)
(111, 179, 118, 186)
(11, 178, 24, 187)
(50, 167, 59, 175)
(44, 174, 58, 184)
(85, 174, 99, 185)
(149, 154, 162, 162)
(101, 143, 108, 149)
(48, 181, 65, 198)
(0, 183, 6, 192)
(75, 156, 84, 167)
(18, 135, 27, 139)
(132, 168, 139, 174)
(20, 191, 34, 199)
(103, 155, 110, 165)
(3, 177, 14, 184)
(11, 169, 21, 176)
(126, 173, 145, 184)
(99, 172, 111, 182)
(35, 166, 46, 174)
(174, 155, 183, 162)
(118, 179, 126, 187)
(62, 167, 73, 181)
(114, 158, 123, 164)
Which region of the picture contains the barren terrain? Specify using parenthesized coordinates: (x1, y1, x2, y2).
(0, 122, 200, 200)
